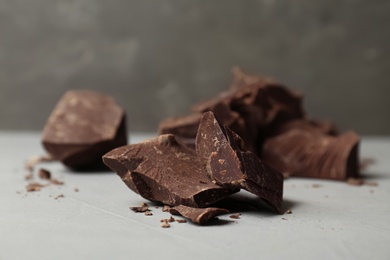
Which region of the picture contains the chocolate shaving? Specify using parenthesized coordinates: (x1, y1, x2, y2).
(169, 205, 229, 225)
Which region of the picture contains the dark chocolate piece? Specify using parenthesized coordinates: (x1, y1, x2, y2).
(103, 135, 237, 208)
(196, 112, 284, 213)
(169, 205, 229, 225)
(130, 206, 149, 213)
(42, 90, 127, 168)
(160, 67, 304, 154)
(262, 130, 360, 180)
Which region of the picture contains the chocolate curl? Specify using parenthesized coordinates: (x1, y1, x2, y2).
(262, 130, 360, 180)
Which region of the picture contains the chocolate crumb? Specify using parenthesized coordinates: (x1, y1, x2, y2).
(74, 188, 79, 192)
(25, 155, 54, 172)
(162, 205, 171, 212)
(347, 178, 364, 186)
(141, 202, 148, 207)
(160, 219, 170, 228)
(55, 194, 64, 200)
(286, 209, 292, 214)
(26, 183, 44, 192)
(24, 172, 34, 181)
(38, 168, 51, 180)
(50, 179, 64, 185)
(130, 206, 149, 213)
(312, 184, 321, 188)
(176, 219, 187, 223)
(144, 210, 153, 216)
(229, 213, 241, 219)
(282, 218, 287, 220)
(168, 216, 175, 222)
(199, 180, 207, 184)
(365, 181, 378, 187)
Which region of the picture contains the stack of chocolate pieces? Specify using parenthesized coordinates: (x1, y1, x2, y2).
(103, 112, 284, 224)
(159, 67, 360, 181)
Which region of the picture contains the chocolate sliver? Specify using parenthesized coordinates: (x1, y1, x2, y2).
(262, 130, 360, 180)
(169, 205, 229, 225)
(42, 90, 127, 168)
(103, 134, 237, 208)
(196, 111, 284, 213)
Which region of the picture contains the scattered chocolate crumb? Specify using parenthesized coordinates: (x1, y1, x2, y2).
(347, 178, 364, 186)
(199, 180, 207, 184)
(365, 181, 378, 187)
(141, 202, 148, 207)
(229, 213, 241, 219)
(168, 216, 175, 222)
(26, 183, 45, 192)
(55, 194, 64, 200)
(286, 209, 292, 214)
(24, 172, 34, 181)
(51, 179, 64, 185)
(160, 219, 171, 228)
(312, 184, 321, 188)
(38, 168, 51, 180)
(74, 188, 79, 192)
(162, 205, 171, 212)
(25, 155, 54, 172)
(130, 206, 149, 213)
(282, 218, 287, 220)
(176, 219, 187, 223)
(144, 210, 153, 216)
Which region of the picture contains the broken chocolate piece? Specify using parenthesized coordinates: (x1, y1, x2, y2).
(26, 183, 45, 192)
(103, 135, 237, 208)
(196, 112, 284, 213)
(160, 219, 170, 228)
(262, 130, 360, 180)
(42, 90, 127, 168)
(144, 210, 153, 216)
(169, 205, 229, 225)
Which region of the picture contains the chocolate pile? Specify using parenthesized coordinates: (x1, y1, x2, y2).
(103, 112, 284, 224)
(42, 90, 128, 169)
(159, 67, 360, 180)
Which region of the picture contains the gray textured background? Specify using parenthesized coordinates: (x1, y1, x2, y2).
(0, 0, 389, 134)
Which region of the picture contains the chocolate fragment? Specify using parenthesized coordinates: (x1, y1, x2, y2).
(103, 135, 237, 208)
(25, 155, 54, 172)
(286, 209, 292, 214)
(262, 129, 360, 180)
(168, 216, 175, 223)
(160, 219, 170, 228)
(50, 179, 64, 185)
(38, 168, 51, 180)
(144, 210, 153, 216)
(130, 206, 149, 213)
(169, 205, 229, 225)
(26, 183, 45, 192)
(347, 178, 364, 186)
(229, 213, 241, 219)
(162, 205, 171, 212)
(42, 90, 127, 168)
(196, 112, 284, 213)
(54, 194, 64, 200)
(176, 219, 187, 223)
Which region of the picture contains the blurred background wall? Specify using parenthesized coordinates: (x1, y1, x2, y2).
(0, 0, 389, 134)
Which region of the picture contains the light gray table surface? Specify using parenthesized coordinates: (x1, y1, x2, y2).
(0, 132, 389, 260)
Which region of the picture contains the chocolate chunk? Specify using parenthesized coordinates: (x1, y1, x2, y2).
(262, 130, 360, 180)
(160, 68, 304, 154)
(38, 168, 51, 180)
(42, 90, 127, 168)
(196, 112, 284, 213)
(103, 135, 237, 208)
(169, 205, 229, 225)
